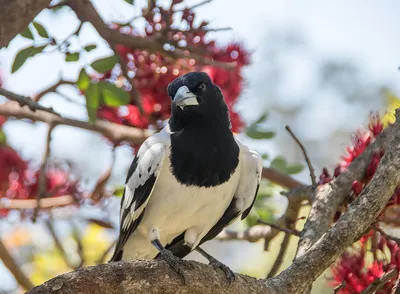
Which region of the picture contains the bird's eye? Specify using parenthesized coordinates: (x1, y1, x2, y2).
(198, 82, 206, 92)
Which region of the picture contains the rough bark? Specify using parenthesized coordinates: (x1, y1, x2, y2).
(27, 260, 269, 294)
(0, 0, 51, 48)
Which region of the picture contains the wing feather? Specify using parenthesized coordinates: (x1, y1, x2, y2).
(110, 127, 170, 262)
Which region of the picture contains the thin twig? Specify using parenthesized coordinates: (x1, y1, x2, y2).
(0, 87, 61, 116)
(285, 125, 317, 186)
(216, 225, 273, 242)
(72, 224, 85, 268)
(267, 233, 291, 278)
(0, 238, 34, 291)
(33, 80, 75, 102)
(361, 268, 398, 294)
(45, 218, 80, 269)
(374, 223, 400, 244)
(257, 220, 300, 237)
(91, 147, 116, 201)
(174, 0, 212, 12)
(97, 240, 117, 264)
(391, 271, 400, 294)
(32, 124, 56, 222)
(334, 281, 346, 294)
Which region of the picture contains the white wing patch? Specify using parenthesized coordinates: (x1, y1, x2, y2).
(234, 138, 263, 215)
(120, 126, 171, 231)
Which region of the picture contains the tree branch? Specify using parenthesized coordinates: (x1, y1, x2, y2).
(266, 110, 400, 293)
(0, 87, 61, 116)
(0, 102, 153, 145)
(0, 238, 34, 291)
(0, 0, 51, 48)
(295, 123, 393, 259)
(267, 233, 291, 278)
(67, 0, 235, 69)
(27, 260, 269, 294)
(0, 195, 75, 209)
(285, 125, 317, 186)
(360, 268, 398, 294)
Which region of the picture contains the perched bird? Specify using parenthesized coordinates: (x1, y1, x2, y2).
(109, 71, 262, 282)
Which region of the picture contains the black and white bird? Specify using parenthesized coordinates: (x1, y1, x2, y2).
(109, 71, 262, 282)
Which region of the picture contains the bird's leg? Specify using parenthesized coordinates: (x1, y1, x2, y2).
(151, 239, 190, 284)
(195, 247, 235, 284)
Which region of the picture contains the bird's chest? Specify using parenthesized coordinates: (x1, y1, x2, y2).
(169, 131, 240, 187)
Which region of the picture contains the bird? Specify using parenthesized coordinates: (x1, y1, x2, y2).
(109, 71, 262, 283)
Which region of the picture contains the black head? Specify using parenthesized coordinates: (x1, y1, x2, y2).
(167, 72, 230, 131)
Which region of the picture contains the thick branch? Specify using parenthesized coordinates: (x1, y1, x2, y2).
(0, 0, 51, 48)
(266, 111, 400, 293)
(27, 260, 269, 294)
(295, 124, 393, 258)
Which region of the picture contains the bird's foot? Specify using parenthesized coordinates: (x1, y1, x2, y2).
(209, 257, 235, 285)
(159, 249, 191, 284)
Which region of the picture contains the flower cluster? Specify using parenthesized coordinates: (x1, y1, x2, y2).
(95, 1, 249, 135)
(325, 112, 400, 292)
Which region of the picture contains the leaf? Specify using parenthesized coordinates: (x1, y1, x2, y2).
(245, 127, 275, 140)
(113, 186, 125, 197)
(99, 81, 130, 107)
(65, 52, 80, 62)
(77, 69, 91, 91)
(12, 45, 46, 73)
(261, 154, 269, 160)
(254, 112, 268, 125)
(125, 0, 135, 4)
(85, 83, 100, 122)
(286, 163, 304, 175)
(0, 131, 6, 145)
(270, 156, 287, 173)
(20, 27, 34, 40)
(84, 44, 97, 52)
(91, 55, 119, 73)
(33, 22, 49, 38)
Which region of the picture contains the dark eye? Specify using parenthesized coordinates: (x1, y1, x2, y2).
(198, 82, 206, 92)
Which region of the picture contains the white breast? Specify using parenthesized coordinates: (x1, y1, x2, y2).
(122, 148, 242, 260)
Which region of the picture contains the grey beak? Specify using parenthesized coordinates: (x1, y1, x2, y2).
(173, 86, 199, 109)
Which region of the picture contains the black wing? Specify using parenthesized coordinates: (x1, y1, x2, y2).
(109, 135, 166, 262)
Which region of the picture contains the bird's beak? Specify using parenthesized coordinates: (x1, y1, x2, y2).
(173, 86, 199, 110)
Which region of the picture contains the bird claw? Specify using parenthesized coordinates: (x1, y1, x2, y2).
(209, 258, 235, 285)
(160, 249, 190, 284)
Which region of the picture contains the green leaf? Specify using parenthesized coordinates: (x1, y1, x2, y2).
(65, 52, 80, 62)
(33, 22, 49, 38)
(84, 44, 97, 52)
(255, 207, 274, 222)
(99, 81, 130, 107)
(0, 131, 6, 145)
(286, 163, 304, 175)
(20, 27, 34, 40)
(245, 127, 275, 140)
(77, 69, 91, 91)
(270, 156, 287, 173)
(125, 0, 135, 4)
(113, 186, 125, 197)
(85, 83, 101, 122)
(11, 45, 46, 73)
(261, 154, 269, 160)
(254, 112, 268, 125)
(91, 55, 119, 73)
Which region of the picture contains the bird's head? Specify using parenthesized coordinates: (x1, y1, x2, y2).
(167, 72, 230, 131)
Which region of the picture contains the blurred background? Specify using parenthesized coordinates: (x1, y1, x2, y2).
(1, 0, 399, 293)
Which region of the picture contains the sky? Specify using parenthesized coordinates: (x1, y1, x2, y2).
(1, 0, 400, 292)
